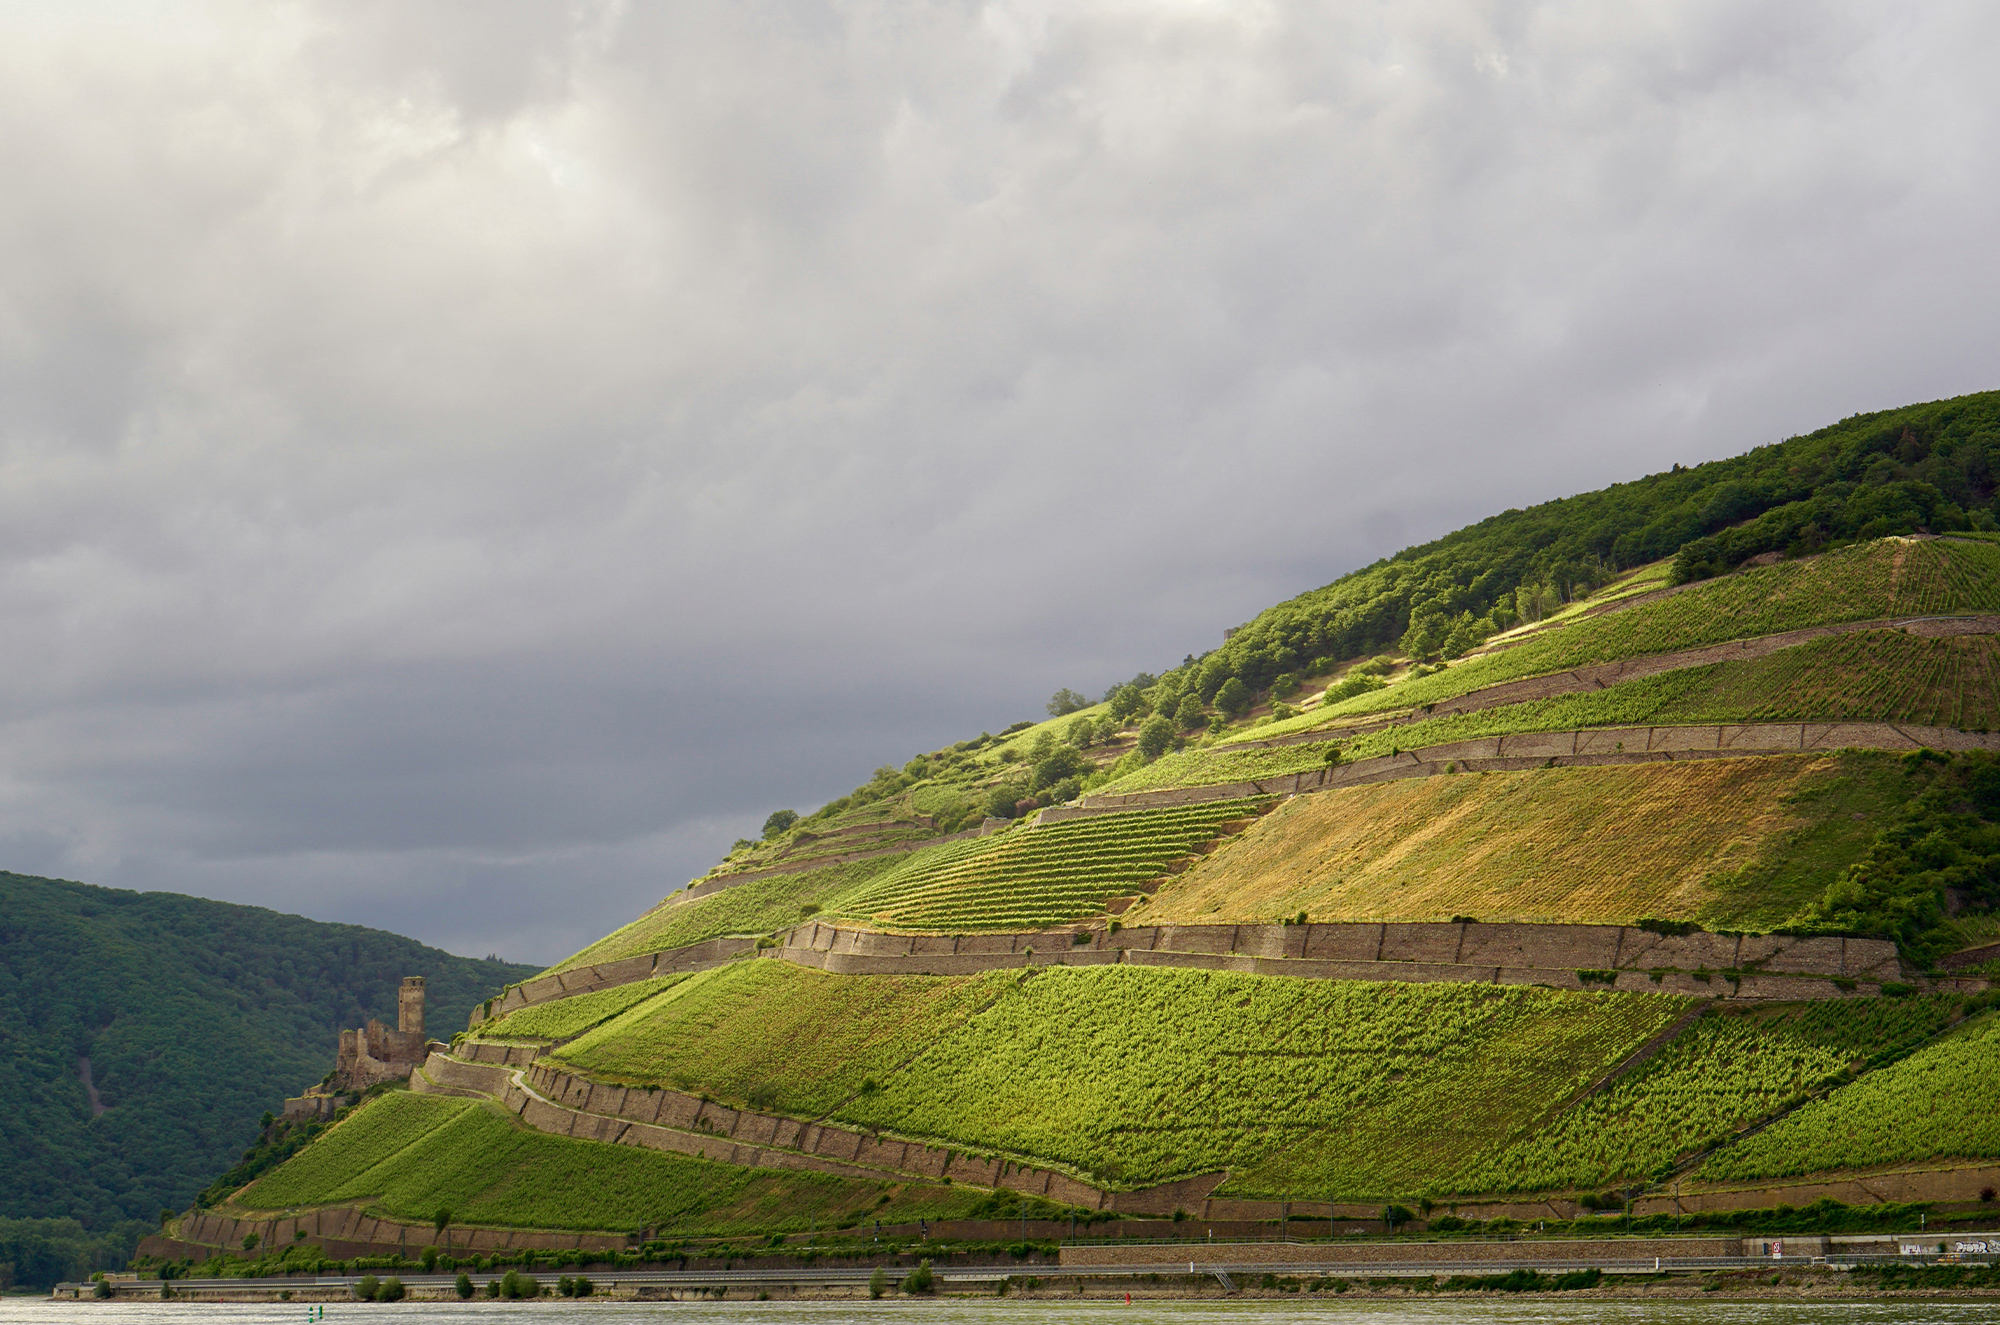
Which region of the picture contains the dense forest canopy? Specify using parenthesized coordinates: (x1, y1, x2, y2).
(0, 871, 535, 1284)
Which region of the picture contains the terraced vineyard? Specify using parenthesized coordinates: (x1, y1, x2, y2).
(833, 966, 1686, 1197)
(474, 974, 692, 1042)
(1227, 537, 2000, 747)
(552, 961, 1012, 1115)
(1441, 997, 1966, 1196)
(234, 1090, 978, 1235)
(543, 960, 1681, 1198)
(831, 799, 1273, 930)
(1144, 754, 1896, 930)
(1697, 1007, 2000, 1182)
(1107, 628, 2000, 796)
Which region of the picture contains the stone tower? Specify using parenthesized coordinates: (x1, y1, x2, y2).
(398, 976, 425, 1037)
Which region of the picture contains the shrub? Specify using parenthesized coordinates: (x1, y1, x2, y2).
(455, 1272, 474, 1299)
(353, 1275, 379, 1302)
(501, 1269, 539, 1299)
(93, 1279, 112, 1300)
(1174, 696, 1207, 730)
(485, 1279, 501, 1298)
(762, 810, 799, 839)
(241, 1233, 259, 1251)
(869, 1266, 888, 1299)
(1636, 916, 1701, 936)
(1271, 672, 1300, 698)
(1031, 746, 1085, 790)
(1136, 715, 1175, 759)
(573, 1276, 593, 1298)
(1576, 969, 1620, 986)
(1048, 688, 1089, 717)
(421, 1246, 438, 1271)
(1322, 675, 1386, 705)
(377, 1277, 406, 1302)
(902, 1259, 936, 1294)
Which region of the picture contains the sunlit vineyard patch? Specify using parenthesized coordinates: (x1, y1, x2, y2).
(235, 1090, 980, 1234)
(1444, 997, 1965, 1195)
(476, 974, 693, 1042)
(1697, 1007, 2000, 1182)
(831, 799, 1273, 930)
(552, 960, 1012, 1115)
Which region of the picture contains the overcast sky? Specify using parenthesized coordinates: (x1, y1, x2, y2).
(2, 1, 1997, 965)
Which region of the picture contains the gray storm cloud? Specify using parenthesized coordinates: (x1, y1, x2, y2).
(0, 0, 1995, 962)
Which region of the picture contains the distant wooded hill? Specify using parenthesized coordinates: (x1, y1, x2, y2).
(0, 871, 534, 1279)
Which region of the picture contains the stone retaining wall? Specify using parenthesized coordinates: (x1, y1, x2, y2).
(772, 918, 1902, 999)
(1224, 615, 2000, 754)
(667, 824, 993, 902)
(474, 937, 756, 1029)
(506, 1058, 1200, 1211)
(157, 1204, 629, 1262)
(415, 1051, 1226, 1215)
(1073, 722, 2000, 814)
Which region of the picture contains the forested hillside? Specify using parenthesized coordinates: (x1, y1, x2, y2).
(0, 872, 533, 1283)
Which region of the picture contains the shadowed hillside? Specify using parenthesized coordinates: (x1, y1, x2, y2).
(0, 871, 534, 1282)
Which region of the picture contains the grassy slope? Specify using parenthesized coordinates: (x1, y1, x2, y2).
(0, 872, 533, 1236)
(548, 856, 905, 974)
(475, 975, 693, 1042)
(233, 1090, 980, 1235)
(1142, 753, 1901, 930)
(1696, 1007, 2000, 1183)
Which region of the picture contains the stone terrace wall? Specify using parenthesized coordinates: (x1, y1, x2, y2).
(474, 937, 756, 1029)
(671, 823, 995, 901)
(1224, 615, 2000, 755)
(160, 1205, 629, 1261)
(417, 1050, 1225, 1216)
(773, 918, 1903, 999)
(1072, 722, 2000, 815)
(507, 1058, 1195, 1211)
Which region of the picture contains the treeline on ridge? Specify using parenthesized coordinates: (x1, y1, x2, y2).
(790, 391, 2000, 830)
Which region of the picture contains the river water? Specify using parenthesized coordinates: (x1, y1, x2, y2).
(3, 1301, 1993, 1325)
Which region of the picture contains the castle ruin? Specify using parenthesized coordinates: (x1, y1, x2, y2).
(283, 976, 441, 1120)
